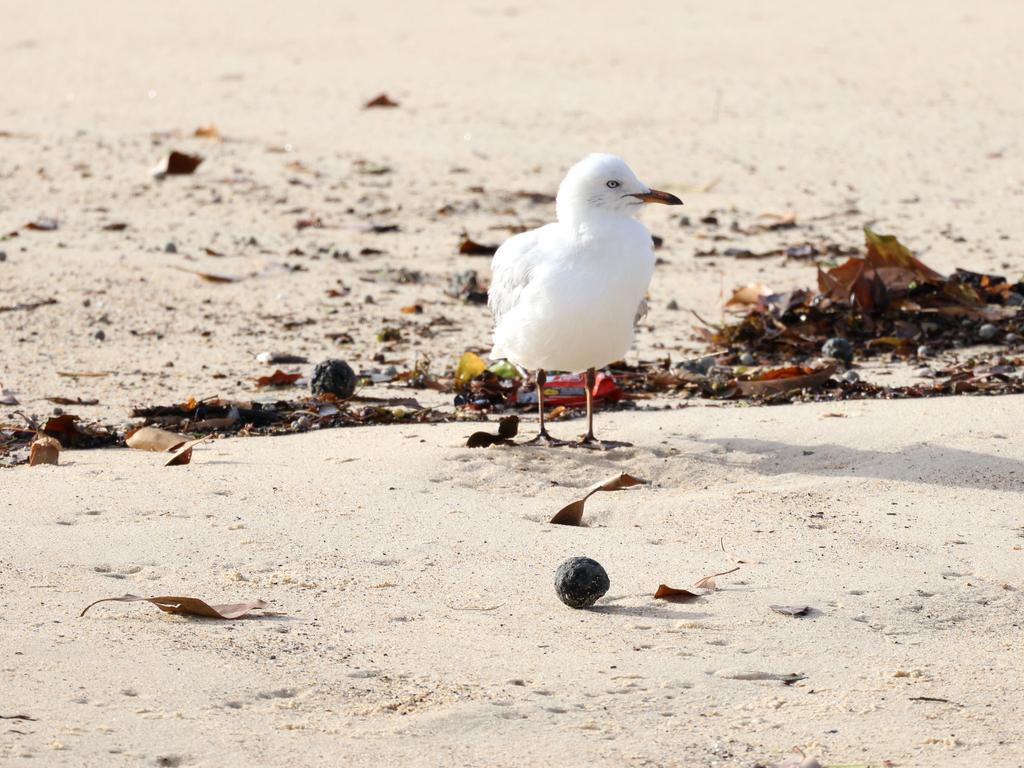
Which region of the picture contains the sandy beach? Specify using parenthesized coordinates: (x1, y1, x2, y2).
(3, 1, 1024, 765)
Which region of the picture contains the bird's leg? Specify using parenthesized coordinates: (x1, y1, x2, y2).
(525, 369, 566, 446)
(580, 368, 599, 446)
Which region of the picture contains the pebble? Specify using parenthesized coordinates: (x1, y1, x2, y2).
(841, 370, 859, 384)
(821, 337, 853, 365)
(1006, 333, 1021, 345)
(978, 323, 1000, 341)
(310, 359, 357, 399)
(554, 557, 609, 609)
(0, 250, 6, 262)
(164, 242, 177, 253)
(738, 352, 756, 366)
(94, 329, 106, 341)
(917, 345, 933, 358)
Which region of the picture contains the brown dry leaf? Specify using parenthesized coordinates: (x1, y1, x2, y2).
(170, 265, 241, 283)
(165, 437, 209, 466)
(550, 472, 647, 526)
(257, 370, 301, 388)
(101, 222, 128, 231)
(400, 304, 423, 314)
(458, 236, 499, 256)
(80, 594, 266, 620)
(770, 604, 810, 616)
(57, 370, 113, 378)
(193, 124, 222, 140)
(29, 435, 60, 466)
(156, 150, 203, 177)
(725, 283, 772, 308)
(736, 364, 836, 397)
(693, 566, 740, 590)
(45, 396, 100, 406)
(125, 426, 188, 452)
(653, 584, 705, 602)
(364, 93, 399, 108)
(25, 217, 58, 231)
(466, 415, 519, 448)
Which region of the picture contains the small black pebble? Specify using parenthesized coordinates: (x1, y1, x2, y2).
(821, 337, 853, 365)
(310, 359, 357, 399)
(94, 329, 106, 341)
(554, 557, 609, 609)
(164, 242, 177, 253)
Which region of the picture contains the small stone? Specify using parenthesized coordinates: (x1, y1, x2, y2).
(1007, 293, 1024, 307)
(364, 294, 375, 304)
(310, 359, 357, 399)
(0, 251, 7, 262)
(94, 329, 106, 341)
(917, 345, 933, 358)
(821, 337, 853, 365)
(164, 241, 177, 253)
(666, 299, 680, 311)
(978, 323, 1000, 341)
(841, 370, 860, 384)
(738, 352, 756, 366)
(554, 557, 609, 609)
(1006, 333, 1021, 345)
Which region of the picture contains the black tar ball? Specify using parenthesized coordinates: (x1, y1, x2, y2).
(311, 359, 357, 399)
(554, 557, 610, 609)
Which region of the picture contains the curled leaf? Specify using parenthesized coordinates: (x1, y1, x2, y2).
(80, 594, 266, 620)
(769, 604, 811, 616)
(29, 435, 60, 466)
(693, 566, 740, 590)
(125, 426, 188, 452)
(364, 93, 399, 108)
(653, 584, 704, 602)
(164, 437, 210, 466)
(466, 415, 518, 448)
(736, 364, 836, 397)
(458, 236, 498, 256)
(550, 472, 646, 526)
(257, 370, 301, 388)
(153, 151, 203, 178)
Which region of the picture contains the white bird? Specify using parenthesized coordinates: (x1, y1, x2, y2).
(488, 153, 682, 447)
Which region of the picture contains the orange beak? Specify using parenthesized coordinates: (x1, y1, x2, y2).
(631, 189, 683, 205)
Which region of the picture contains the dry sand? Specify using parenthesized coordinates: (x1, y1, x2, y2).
(2, 1, 1024, 766)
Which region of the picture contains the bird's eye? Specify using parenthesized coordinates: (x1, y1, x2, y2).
(606, 180, 620, 189)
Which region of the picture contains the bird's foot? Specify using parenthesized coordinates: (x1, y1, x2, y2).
(575, 436, 632, 451)
(523, 431, 572, 447)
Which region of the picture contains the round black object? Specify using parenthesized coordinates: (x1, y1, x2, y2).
(554, 557, 610, 609)
(821, 337, 853, 365)
(311, 359, 357, 399)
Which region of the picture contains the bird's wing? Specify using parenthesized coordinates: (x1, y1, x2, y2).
(487, 225, 554, 324)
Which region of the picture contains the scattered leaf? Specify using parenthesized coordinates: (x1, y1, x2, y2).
(193, 124, 222, 140)
(24, 217, 58, 231)
(170, 265, 241, 283)
(400, 304, 423, 314)
(125, 426, 188, 452)
(57, 370, 112, 378)
(364, 93, 399, 108)
(736, 365, 836, 397)
(770, 604, 811, 616)
(653, 584, 705, 602)
(257, 370, 302, 388)
(458, 236, 499, 256)
(165, 437, 208, 466)
(0, 298, 58, 313)
(29, 435, 60, 466)
(550, 472, 646, 526)
(466, 415, 519, 448)
(80, 594, 266, 620)
(693, 566, 740, 590)
(101, 222, 128, 231)
(152, 151, 203, 178)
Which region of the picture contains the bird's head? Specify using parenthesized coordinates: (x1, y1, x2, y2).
(555, 153, 682, 226)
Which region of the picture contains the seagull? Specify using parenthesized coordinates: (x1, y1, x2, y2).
(488, 153, 682, 447)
